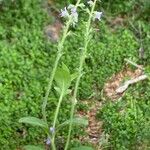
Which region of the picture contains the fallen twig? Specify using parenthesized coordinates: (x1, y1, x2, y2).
(116, 74, 148, 94)
(115, 58, 148, 94)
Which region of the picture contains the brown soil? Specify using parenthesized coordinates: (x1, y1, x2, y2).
(103, 66, 143, 100)
(76, 100, 103, 150)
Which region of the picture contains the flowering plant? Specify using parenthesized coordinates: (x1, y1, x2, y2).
(19, 0, 102, 149)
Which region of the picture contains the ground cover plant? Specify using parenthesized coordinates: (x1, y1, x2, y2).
(0, 0, 149, 150)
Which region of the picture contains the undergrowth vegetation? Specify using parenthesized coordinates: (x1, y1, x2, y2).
(0, 0, 149, 149)
(98, 82, 150, 149)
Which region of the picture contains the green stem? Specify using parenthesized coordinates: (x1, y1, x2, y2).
(42, 21, 70, 150)
(42, 0, 82, 124)
(64, 1, 97, 149)
(51, 88, 64, 150)
(42, 0, 81, 149)
(42, 20, 70, 123)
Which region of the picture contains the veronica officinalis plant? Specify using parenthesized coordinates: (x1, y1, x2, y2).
(65, 0, 102, 149)
(19, 0, 82, 150)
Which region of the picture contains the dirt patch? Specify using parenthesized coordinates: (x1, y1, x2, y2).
(76, 100, 103, 149)
(103, 66, 143, 100)
(44, 0, 63, 42)
(44, 21, 62, 42)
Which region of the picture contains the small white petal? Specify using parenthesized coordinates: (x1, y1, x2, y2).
(60, 7, 69, 18)
(46, 138, 51, 145)
(68, 4, 77, 13)
(87, 0, 94, 7)
(94, 11, 102, 21)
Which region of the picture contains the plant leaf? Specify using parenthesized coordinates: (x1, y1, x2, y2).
(62, 63, 70, 73)
(71, 146, 94, 150)
(23, 145, 44, 150)
(58, 117, 88, 129)
(19, 117, 47, 128)
(54, 64, 71, 93)
(54, 86, 61, 95)
(71, 72, 78, 81)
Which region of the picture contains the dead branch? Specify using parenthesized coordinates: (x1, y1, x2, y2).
(116, 74, 148, 94)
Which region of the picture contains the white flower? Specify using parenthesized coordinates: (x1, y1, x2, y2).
(68, 4, 76, 12)
(46, 138, 51, 145)
(87, 0, 94, 7)
(68, 4, 78, 24)
(60, 4, 79, 26)
(60, 7, 69, 18)
(94, 11, 102, 21)
(68, 4, 77, 14)
(50, 127, 55, 133)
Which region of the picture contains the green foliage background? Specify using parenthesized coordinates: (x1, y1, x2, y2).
(0, 0, 149, 149)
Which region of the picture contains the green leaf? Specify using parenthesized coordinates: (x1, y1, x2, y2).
(58, 117, 88, 129)
(71, 72, 78, 81)
(54, 64, 71, 93)
(54, 87, 72, 96)
(54, 86, 61, 95)
(71, 146, 94, 150)
(19, 117, 47, 128)
(23, 145, 44, 150)
(62, 63, 70, 73)
(145, 66, 150, 79)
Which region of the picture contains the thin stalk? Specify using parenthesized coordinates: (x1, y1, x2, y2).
(42, 20, 70, 123)
(64, 0, 97, 149)
(51, 88, 65, 150)
(42, 20, 70, 150)
(42, 0, 82, 149)
(42, 0, 82, 124)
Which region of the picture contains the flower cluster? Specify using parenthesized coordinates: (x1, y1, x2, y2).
(87, 1, 103, 21)
(60, 1, 102, 24)
(60, 4, 78, 25)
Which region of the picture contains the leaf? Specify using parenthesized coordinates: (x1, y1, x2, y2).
(71, 146, 94, 150)
(54, 64, 71, 93)
(71, 72, 78, 81)
(54, 87, 72, 96)
(62, 63, 70, 73)
(23, 145, 45, 150)
(19, 117, 47, 128)
(54, 86, 61, 95)
(65, 89, 72, 95)
(58, 117, 88, 129)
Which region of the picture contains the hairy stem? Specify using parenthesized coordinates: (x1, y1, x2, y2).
(42, 0, 82, 149)
(64, 0, 97, 149)
(42, 19, 70, 150)
(42, 21, 70, 123)
(51, 88, 64, 150)
(42, 0, 82, 124)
